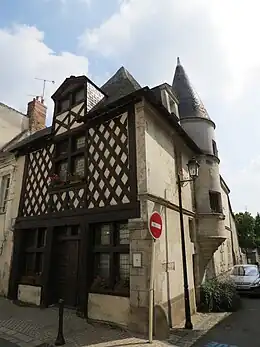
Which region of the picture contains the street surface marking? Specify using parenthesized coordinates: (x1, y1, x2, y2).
(205, 342, 238, 347)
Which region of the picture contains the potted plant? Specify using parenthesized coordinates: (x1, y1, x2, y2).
(49, 174, 63, 186)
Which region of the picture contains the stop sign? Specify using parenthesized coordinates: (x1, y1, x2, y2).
(149, 212, 163, 239)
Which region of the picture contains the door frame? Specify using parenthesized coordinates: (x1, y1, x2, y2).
(44, 224, 82, 309)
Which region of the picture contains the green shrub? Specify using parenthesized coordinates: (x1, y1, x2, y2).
(200, 278, 241, 312)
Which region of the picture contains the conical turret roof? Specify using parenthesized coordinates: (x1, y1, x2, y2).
(172, 58, 210, 120)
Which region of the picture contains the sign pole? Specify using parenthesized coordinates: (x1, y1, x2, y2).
(148, 211, 163, 344)
(148, 238, 156, 343)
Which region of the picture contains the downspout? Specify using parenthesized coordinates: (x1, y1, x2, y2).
(164, 189, 172, 328)
(228, 198, 237, 266)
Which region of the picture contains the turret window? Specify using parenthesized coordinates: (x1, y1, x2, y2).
(212, 140, 218, 157)
(209, 191, 222, 213)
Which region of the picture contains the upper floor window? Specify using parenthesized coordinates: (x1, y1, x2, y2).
(212, 140, 218, 157)
(57, 98, 70, 114)
(73, 89, 85, 104)
(56, 88, 85, 114)
(52, 133, 86, 186)
(209, 190, 222, 213)
(0, 174, 11, 213)
(91, 222, 130, 296)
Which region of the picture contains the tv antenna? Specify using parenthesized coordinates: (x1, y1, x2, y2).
(35, 78, 55, 100)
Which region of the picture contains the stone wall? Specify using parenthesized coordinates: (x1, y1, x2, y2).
(129, 100, 197, 333)
(0, 155, 25, 296)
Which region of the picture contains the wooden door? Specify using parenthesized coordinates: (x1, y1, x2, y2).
(52, 226, 80, 307)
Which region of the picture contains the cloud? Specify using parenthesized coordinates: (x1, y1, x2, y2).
(0, 24, 89, 125)
(78, 0, 260, 214)
(79, 0, 260, 101)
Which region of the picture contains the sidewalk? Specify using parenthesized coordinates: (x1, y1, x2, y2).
(169, 311, 231, 347)
(0, 297, 229, 347)
(0, 297, 172, 347)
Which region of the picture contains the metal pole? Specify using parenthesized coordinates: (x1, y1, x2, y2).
(148, 239, 156, 343)
(177, 174, 193, 330)
(42, 80, 46, 100)
(55, 299, 66, 346)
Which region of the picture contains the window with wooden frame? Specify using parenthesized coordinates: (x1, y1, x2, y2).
(56, 87, 85, 114)
(0, 174, 11, 213)
(52, 133, 86, 186)
(72, 88, 85, 106)
(209, 190, 222, 213)
(91, 222, 130, 297)
(57, 98, 70, 114)
(21, 228, 47, 284)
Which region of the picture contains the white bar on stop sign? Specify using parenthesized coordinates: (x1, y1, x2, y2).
(151, 221, 161, 229)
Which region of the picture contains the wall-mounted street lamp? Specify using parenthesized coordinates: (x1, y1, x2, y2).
(177, 157, 200, 330)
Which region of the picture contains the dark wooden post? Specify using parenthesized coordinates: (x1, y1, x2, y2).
(54, 299, 65, 346)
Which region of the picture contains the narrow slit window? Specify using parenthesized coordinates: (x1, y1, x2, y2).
(209, 191, 222, 213)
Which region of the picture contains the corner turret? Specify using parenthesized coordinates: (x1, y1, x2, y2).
(172, 58, 226, 282)
(172, 58, 218, 158)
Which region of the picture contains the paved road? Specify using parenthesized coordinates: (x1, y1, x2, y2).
(193, 297, 260, 347)
(0, 338, 19, 346)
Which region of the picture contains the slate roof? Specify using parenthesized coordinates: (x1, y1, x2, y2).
(11, 65, 202, 154)
(9, 127, 51, 152)
(99, 66, 142, 106)
(172, 58, 210, 120)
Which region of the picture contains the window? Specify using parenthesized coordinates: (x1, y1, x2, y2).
(231, 265, 258, 277)
(188, 219, 195, 242)
(53, 133, 86, 185)
(0, 174, 11, 213)
(57, 161, 68, 181)
(212, 140, 218, 157)
(73, 89, 85, 104)
(209, 191, 222, 213)
(21, 228, 47, 283)
(91, 222, 130, 296)
(57, 98, 70, 113)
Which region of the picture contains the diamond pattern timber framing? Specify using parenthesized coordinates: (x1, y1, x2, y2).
(87, 112, 130, 208)
(54, 102, 84, 135)
(21, 145, 54, 216)
(19, 109, 136, 218)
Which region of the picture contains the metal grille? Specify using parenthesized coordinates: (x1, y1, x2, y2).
(87, 112, 130, 208)
(119, 223, 129, 244)
(119, 254, 130, 279)
(73, 156, 85, 177)
(22, 145, 54, 216)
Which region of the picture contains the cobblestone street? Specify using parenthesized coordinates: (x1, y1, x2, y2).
(0, 297, 231, 347)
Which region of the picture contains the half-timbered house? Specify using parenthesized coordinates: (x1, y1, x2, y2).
(7, 63, 241, 334)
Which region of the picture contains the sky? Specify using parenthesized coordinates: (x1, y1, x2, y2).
(0, 0, 260, 215)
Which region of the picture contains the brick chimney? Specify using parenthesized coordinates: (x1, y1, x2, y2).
(27, 96, 47, 132)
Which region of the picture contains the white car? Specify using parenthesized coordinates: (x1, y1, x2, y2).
(230, 264, 260, 294)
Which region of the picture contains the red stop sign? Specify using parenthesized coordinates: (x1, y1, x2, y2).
(149, 212, 163, 239)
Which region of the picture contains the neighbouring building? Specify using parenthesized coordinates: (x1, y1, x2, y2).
(0, 97, 47, 295)
(6, 62, 241, 334)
